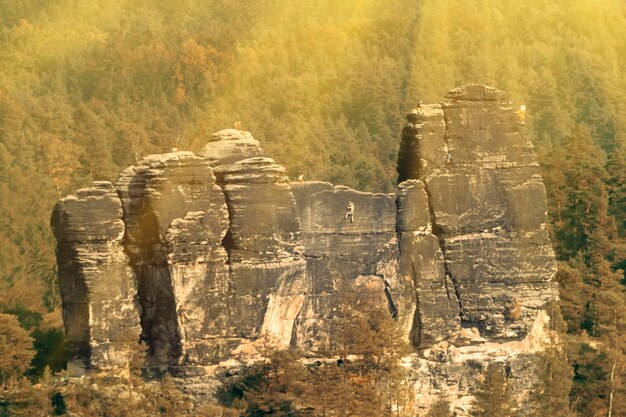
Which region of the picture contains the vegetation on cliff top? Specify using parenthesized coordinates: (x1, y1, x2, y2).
(0, 0, 624, 415)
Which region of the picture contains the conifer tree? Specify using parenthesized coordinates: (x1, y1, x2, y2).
(529, 348, 573, 417)
(226, 297, 410, 417)
(472, 364, 515, 417)
(0, 314, 34, 388)
(425, 398, 454, 417)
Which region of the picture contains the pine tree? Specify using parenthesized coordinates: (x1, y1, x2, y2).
(472, 364, 515, 417)
(529, 348, 573, 417)
(425, 398, 454, 417)
(224, 299, 411, 417)
(0, 314, 35, 389)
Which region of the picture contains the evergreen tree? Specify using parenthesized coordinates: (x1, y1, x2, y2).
(223, 301, 410, 417)
(529, 348, 573, 417)
(0, 314, 34, 388)
(472, 364, 515, 417)
(425, 398, 454, 417)
(0, 1, 624, 413)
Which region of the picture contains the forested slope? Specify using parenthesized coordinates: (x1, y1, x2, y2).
(0, 0, 624, 414)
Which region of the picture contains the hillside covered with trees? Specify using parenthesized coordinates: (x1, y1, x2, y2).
(0, 0, 624, 415)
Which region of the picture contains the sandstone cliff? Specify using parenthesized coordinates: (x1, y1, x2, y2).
(52, 84, 558, 415)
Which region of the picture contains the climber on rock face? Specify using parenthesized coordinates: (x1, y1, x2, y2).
(344, 201, 355, 223)
(517, 105, 527, 123)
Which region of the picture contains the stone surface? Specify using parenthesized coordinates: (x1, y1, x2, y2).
(198, 129, 264, 168)
(51, 181, 141, 372)
(397, 104, 447, 183)
(205, 136, 308, 354)
(219, 157, 300, 259)
(290, 182, 402, 350)
(114, 152, 229, 365)
(397, 180, 460, 347)
(398, 83, 557, 342)
(53, 84, 559, 415)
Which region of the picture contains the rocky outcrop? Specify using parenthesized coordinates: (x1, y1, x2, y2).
(290, 182, 401, 350)
(398, 84, 556, 342)
(397, 179, 460, 347)
(51, 182, 141, 372)
(112, 152, 229, 366)
(395, 84, 557, 415)
(216, 155, 307, 350)
(53, 84, 558, 415)
(198, 128, 264, 168)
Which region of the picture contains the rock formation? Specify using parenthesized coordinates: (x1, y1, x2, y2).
(51, 182, 142, 371)
(52, 84, 558, 415)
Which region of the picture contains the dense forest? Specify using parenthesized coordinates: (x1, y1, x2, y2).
(0, 0, 624, 415)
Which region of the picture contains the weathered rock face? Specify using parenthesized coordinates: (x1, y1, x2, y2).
(51, 182, 141, 371)
(53, 85, 558, 415)
(398, 84, 557, 342)
(290, 182, 402, 350)
(214, 155, 307, 351)
(397, 179, 460, 347)
(198, 128, 264, 168)
(395, 85, 557, 414)
(112, 152, 229, 366)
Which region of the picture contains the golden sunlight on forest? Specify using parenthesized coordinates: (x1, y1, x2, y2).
(0, 0, 624, 415)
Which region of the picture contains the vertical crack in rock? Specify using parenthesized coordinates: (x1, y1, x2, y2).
(382, 279, 399, 319)
(426, 84, 557, 340)
(420, 176, 465, 321)
(115, 152, 227, 367)
(396, 103, 462, 347)
(216, 183, 236, 263)
(202, 130, 307, 351)
(396, 179, 459, 348)
(409, 261, 423, 347)
(435, 109, 466, 321)
(116, 160, 181, 365)
(218, 157, 306, 346)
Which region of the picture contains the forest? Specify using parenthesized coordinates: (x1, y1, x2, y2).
(0, 0, 624, 415)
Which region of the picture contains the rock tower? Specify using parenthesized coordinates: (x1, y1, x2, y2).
(52, 85, 558, 415)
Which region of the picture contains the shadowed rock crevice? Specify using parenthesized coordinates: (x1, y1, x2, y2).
(53, 243, 91, 369)
(396, 103, 462, 347)
(214, 183, 236, 265)
(199, 130, 308, 352)
(113, 153, 230, 366)
(409, 261, 423, 347)
(383, 279, 399, 319)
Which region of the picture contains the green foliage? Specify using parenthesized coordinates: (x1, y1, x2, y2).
(528, 348, 573, 417)
(405, 4, 625, 415)
(53, 371, 241, 416)
(222, 304, 411, 417)
(425, 398, 454, 417)
(27, 327, 67, 379)
(0, 314, 35, 388)
(472, 364, 515, 417)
